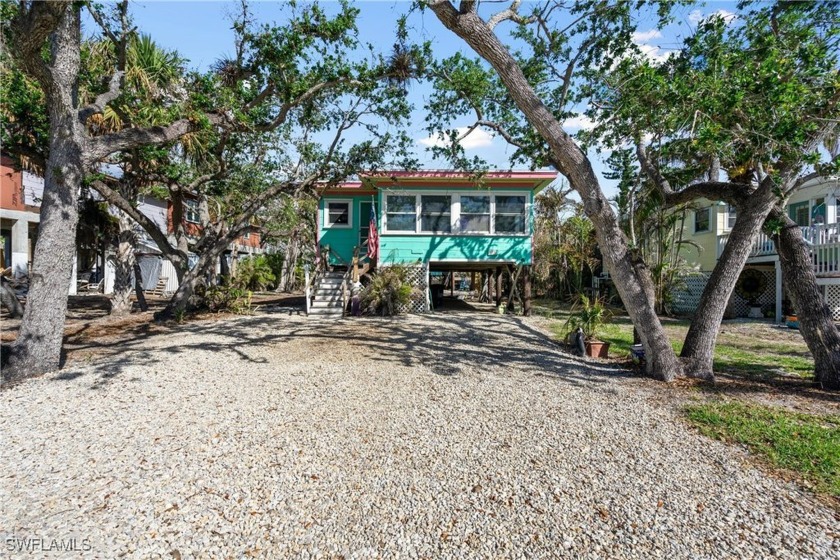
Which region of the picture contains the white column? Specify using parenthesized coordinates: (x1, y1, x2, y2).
(304, 264, 311, 315)
(10, 219, 28, 278)
(68, 251, 78, 295)
(775, 258, 783, 323)
(451, 194, 461, 233)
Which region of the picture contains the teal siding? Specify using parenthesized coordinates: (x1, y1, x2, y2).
(319, 188, 535, 266)
(379, 235, 531, 265)
(319, 196, 369, 265)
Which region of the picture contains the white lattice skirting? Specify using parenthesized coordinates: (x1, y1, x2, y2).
(671, 273, 711, 315)
(391, 262, 429, 314)
(825, 285, 840, 321)
(673, 269, 775, 317)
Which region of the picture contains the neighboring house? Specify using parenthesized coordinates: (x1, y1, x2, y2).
(0, 156, 267, 297)
(0, 155, 42, 280)
(316, 170, 557, 312)
(675, 175, 840, 321)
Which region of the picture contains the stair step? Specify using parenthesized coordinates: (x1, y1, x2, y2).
(315, 288, 342, 295)
(312, 302, 344, 309)
(309, 308, 343, 315)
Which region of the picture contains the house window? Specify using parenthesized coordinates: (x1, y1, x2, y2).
(460, 195, 491, 233)
(243, 231, 250, 240)
(725, 204, 737, 230)
(789, 201, 809, 227)
(495, 195, 527, 234)
(420, 195, 452, 233)
(325, 200, 351, 227)
(184, 199, 200, 224)
(812, 198, 826, 225)
(694, 207, 711, 233)
(385, 195, 416, 232)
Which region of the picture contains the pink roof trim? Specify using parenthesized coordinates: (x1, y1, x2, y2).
(365, 170, 557, 180)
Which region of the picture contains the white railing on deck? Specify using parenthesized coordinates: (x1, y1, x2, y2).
(717, 223, 840, 275)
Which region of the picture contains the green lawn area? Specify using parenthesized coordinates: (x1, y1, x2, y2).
(685, 402, 840, 498)
(533, 299, 814, 379)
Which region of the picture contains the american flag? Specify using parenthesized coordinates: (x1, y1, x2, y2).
(368, 201, 379, 263)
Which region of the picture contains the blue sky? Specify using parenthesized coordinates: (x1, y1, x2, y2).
(109, 1, 739, 198)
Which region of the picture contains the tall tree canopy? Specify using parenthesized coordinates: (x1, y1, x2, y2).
(0, 0, 421, 382)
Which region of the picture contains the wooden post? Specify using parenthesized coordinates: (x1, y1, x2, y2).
(495, 266, 503, 307)
(451, 272, 455, 296)
(523, 265, 532, 316)
(471, 271, 476, 291)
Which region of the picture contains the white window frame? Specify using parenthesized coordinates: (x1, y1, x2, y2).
(694, 206, 711, 233)
(723, 204, 737, 231)
(323, 199, 353, 229)
(811, 197, 827, 226)
(384, 194, 419, 233)
(381, 190, 531, 236)
(184, 199, 201, 224)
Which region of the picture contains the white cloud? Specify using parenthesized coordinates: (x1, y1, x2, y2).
(689, 9, 737, 25)
(563, 115, 596, 131)
(417, 127, 495, 150)
(632, 29, 662, 43)
(631, 29, 674, 64)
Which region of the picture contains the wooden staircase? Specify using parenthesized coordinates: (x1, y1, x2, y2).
(309, 271, 345, 316)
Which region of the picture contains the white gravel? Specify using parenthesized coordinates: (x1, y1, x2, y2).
(1, 310, 837, 559)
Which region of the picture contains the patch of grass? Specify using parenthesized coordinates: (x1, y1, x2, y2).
(685, 402, 840, 498)
(538, 298, 814, 380)
(713, 343, 814, 378)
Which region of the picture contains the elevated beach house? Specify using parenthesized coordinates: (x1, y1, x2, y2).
(310, 170, 557, 314)
(674, 175, 840, 322)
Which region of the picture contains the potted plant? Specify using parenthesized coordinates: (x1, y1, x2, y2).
(565, 294, 612, 358)
(735, 269, 767, 319)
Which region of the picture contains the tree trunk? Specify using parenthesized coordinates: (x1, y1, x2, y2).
(158, 239, 232, 319)
(771, 208, 840, 390)
(429, 3, 682, 380)
(680, 191, 777, 378)
(1, 278, 24, 318)
(278, 233, 300, 292)
(3, 7, 83, 382)
(110, 210, 137, 315)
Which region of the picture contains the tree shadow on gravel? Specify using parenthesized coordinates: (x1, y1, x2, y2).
(44, 304, 633, 391)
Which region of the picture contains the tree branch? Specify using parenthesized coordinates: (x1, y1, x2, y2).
(86, 113, 226, 162)
(636, 143, 749, 207)
(89, 178, 187, 266)
(78, 70, 125, 124)
(7, 1, 71, 88)
(255, 78, 362, 132)
(487, 0, 534, 29)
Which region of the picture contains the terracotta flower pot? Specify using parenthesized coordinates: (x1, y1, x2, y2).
(585, 340, 610, 358)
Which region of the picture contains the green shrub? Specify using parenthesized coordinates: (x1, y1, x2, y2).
(361, 265, 415, 316)
(233, 255, 276, 291)
(205, 285, 253, 314)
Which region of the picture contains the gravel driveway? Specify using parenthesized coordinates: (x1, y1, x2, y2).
(1, 310, 837, 559)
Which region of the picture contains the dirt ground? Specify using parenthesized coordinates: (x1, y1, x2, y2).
(0, 293, 305, 367)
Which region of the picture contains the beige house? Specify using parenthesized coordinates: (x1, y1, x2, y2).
(675, 175, 840, 322)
